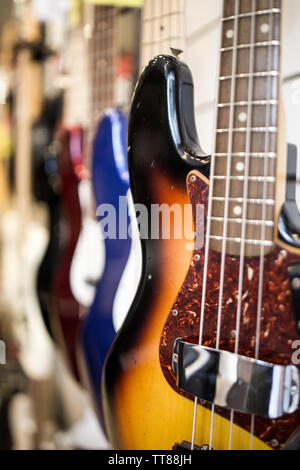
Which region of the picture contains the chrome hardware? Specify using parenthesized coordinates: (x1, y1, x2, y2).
(172, 339, 300, 419)
(172, 441, 211, 451)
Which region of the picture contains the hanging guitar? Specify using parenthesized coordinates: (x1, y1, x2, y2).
(69, 126, 104, 310)
(33, 94, 63, 338)
(103, 0, 300, 450)
(49, 13, 105, 382)
(3, 17, 56, 449)
(81, 5, 141, 427)
(51, 127, 83, 382)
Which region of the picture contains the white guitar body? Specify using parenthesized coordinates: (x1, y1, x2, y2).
(1, 208, 54, 380)
(112, 189, 142, 332)
(70, 179, 105, 308)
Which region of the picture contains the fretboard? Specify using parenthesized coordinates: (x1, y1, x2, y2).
(210, 0, 281, 257)
(84, 5, 116, 165)
(92, 5, 116, 130)
(141, 0, 185, 68)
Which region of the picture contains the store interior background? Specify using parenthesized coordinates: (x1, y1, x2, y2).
(0, 0, 299, 450)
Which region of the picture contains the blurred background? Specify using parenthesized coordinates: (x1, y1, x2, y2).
(0, 0, 299, 450)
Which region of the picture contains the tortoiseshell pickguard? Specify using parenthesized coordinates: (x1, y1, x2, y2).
(159, 172, 300, 449)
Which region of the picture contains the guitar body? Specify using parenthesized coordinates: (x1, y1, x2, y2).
(70, 178, 105, 309)
(102, 56, 210, 449)
(33, 96, 63, 338)
(103, 56, 300, 450)
(159, 173, 300, 450)
(82, 108, 140, 424)
(51, 128, 82, 381)
(68, 126, 104, 309)
(1, 209, 54, 381)
(36, 161, 61, 339)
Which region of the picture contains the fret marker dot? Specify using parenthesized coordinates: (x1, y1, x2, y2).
(233, 206, 242, 216)
(260, 23, 270, 34)
(238, 112, 247, 122)
(226, 29, 234, 39)
(236, 162, 244, 172)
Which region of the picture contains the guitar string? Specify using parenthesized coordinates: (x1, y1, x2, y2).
(191, 0, 239, 450)
(250, 0, 275, 449)
(190, 8, 218, 444)
(228, 0, 257, 450)
(207, 0, 240, 450)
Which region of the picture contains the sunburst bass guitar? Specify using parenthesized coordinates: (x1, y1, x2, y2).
(103, 0, 300, 450)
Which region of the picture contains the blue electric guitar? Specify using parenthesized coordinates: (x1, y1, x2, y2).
(81, 5, 142, 429)
(81, 106, 141, 427)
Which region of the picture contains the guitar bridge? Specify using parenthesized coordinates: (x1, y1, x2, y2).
(172, 441, 210, 451)
(172, 339, 300, 419)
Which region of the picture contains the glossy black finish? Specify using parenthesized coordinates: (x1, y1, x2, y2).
(102, 55, 209, 420)
(279, 143, 300, 249)
(288, 262, 300, 336)
(283, 426, 300, 450)
(278, 143, 300, 337)
(36, 141, 61, 338)
(128, 55, 209, 190)
(33, 95, 63, 338)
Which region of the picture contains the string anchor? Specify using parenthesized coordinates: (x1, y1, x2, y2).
(170, 47, 183, 58)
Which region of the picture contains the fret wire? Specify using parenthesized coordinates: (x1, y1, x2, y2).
(215, 152, 276, 157)
(221, 40, 279, 52)
(209, 235, 273, 247)
(209, 216, 274, 226)
(216, 127, 277, 132)
(220, 71, 279, 80)
(213, 175, 275, 182)
(223, 8, 280, 22)
(218, 100, 278, 107)
(212, 197, 275, 205)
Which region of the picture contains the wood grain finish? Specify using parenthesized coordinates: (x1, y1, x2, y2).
(212, 0, 281, 256)
(91, 6, 116, 134)
(84, 5, 116, 164)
